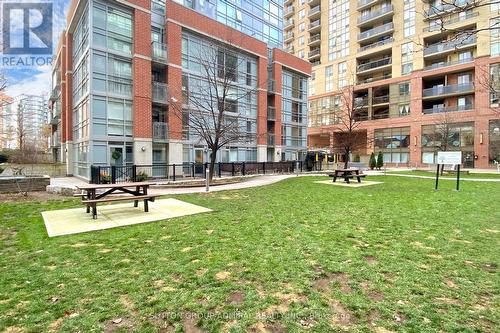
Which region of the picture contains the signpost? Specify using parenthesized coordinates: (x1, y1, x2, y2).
(435, 151, 462, 191)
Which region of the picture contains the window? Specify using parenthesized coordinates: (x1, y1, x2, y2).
(491, 17, 500, 56)
(399, 82, 410, 96)
(328, 0, 350, 61)
(298, 36, 305, 46)
(403, 0, 415, 37)
(298, 9, 305, 19)
(325, 66, 333, 92)
(489, 120, 500, 165)
(401, 42, 413, 75)
(399, 104, 410, 116)
(490, 64, 500, 105)
(458, 72, 472, 85)
(338, 62, 347, 89)
(299, 22, 305, 32)
(458, 51, 473, 61)
(374, 127, 411, 163)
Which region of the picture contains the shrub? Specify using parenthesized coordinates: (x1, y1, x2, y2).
(100, 174, 111, 184)
(376, 151, 384, 170)
(136, 171, 149, 182)
(369, 152, 376, 170)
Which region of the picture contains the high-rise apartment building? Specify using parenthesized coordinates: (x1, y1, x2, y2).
(50, 0, 311, 179)
(284, 0, 500, 168)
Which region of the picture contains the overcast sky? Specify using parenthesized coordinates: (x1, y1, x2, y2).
(3, 0, 70, 98)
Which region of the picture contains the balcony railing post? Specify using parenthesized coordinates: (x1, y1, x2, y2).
(132, 165, 137, 182)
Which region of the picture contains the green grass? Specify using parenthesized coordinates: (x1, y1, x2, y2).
(0, 176, 499, 332)
(385, 170, 500, 180)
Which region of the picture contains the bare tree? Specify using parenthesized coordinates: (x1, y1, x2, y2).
(330, 87, 372, 169)
(169, 34, 264, 182)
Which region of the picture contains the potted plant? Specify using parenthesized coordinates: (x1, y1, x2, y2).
(100, 173, 111, 184)
(136, 171, 149, 182)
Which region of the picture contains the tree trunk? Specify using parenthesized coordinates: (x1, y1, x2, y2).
(208, 149, 217, 182)
(343, 148, 350, 169)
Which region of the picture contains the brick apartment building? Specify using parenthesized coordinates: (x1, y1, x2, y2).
(283, 0, 500, 168)
(50, 0, 311, 179)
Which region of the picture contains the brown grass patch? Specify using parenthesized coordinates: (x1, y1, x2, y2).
(330, 300, 357, 326)
(360, 282, 384, 302)
(227, 291, 245, 305)
(248, 322, 287, 333)
(364, 255, 378, 265)
(313, 273, 352, 294)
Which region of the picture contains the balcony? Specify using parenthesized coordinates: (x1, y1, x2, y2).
(310, 60, 321, 67)
(308, 6, 321, 20)
(425, 0, 472, 19)
(358, 22, 394, 42)
(284, 32, 294, 42)
(308, 34, 321, 46)
(357, 57, 392, 74)
(268, 79, 276, 94)
(308, 0, 320, 6)
(284, 19, 294, 30)
(357, 74, 391, 85)
(423, 57, 474, 71)
(153, 122, 169, 142)
(51, 131, 61, 148)
(268, 133, 276, 146)
(372, 95, 389, 105)
(308, 48, 321, 60)
(422, 83, 474, 98)
(152, 82, 169, 104)
(151, 41, 168, 64)
(357, 5, 393, 27)
(354, 96, 369, 107)
(358, 37, 393, 53)
(423, 12, 479, 33)
(308, 20, 321, 33)
(284, 6, 294, 18)
(423, 36, 476, 57)
(357, 0, 382, 11)
(423, 104, 474, 114)
(268, 106, 276, 120)
(284, 45, 294, 53)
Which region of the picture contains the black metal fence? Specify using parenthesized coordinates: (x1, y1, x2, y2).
(90, 161, 303, 184)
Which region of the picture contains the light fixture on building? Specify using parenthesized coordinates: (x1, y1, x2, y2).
(480, 133, 483, 144)
(414, 136, 417, 146)
(494, 127, 500, 135)
(141, 146, 146, 151)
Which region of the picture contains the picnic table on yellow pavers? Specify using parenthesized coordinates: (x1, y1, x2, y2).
(76, 182, 158, 219)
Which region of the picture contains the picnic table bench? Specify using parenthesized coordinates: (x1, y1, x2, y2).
(76, 182, 158, 219)
(327, 169, 366, 183)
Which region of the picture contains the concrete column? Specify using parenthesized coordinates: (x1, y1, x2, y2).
(133, 138, 153, 165)
(273, 146, 282, 162)
(168, 140, 183, 176)
(474, 118, 490, 168)
(257, 144, 267, 162)
(65, 141, 73, 176)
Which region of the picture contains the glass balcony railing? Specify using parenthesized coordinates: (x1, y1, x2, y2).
(423, 12, 479, 32)
(151, 41, 168, 63)
(268, 79, 276, 93)
(309, 20, 321, 30)
(268, 133, 276, 146)
(425, 0, 472, 18)
(423, 104, 474, 114)
(308, 48, 321, 58)
(152, 82, 169, 104)
(308, 6, 321, 17)
(284, 32, 294, 40)
(284, 6, 294, 17)
(309, 34, 321, 44)
(372, 95, 389, 104)
(357, 57, 391, 72)
(354, 97, 369, 107)
(423, 36, 476, 56)
(423, 57, 474, 71)
(422, 83, 474, 97)
(152, 0, 166, 15)
(358, 22, 394, 41)
(153, 122, 169, 141)
(357, 5, 393, 24)
(358, 37, 393, 52)
(358, 0, 378, 8)
(285, 19, 294, 29)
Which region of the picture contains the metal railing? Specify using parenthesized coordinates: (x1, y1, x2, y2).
(357, 74, 391, 85)
(423, 57, 474, 71)
(152, 82, 169, 104)
(358, 0, 378, 8)
(152, 0, 166, 14)
(90, 161, 304, 184)
(151, 41, 168, 63)
(357, 57, 391, 72)
(422, 83, 474, 97)
(153, 122, 168, 141)
(423, 104, 474, 114)
(268, 134, 275, 146)
(358, 37, 393, 52)
(285, 45, 294, 53)
(309, 34, 321, 44)
(308, 6, 321, 16)
(423, 12, 478, 32)
(423, 36, 476, 56)
(268, 79, 276, 93)
(267, 106, 276, 120)
(357, 5, 393, 24)
(372, 95, 389, 104)
(308, 48, 321, 58)
(358, 22, 394, 41)
(284, 32, 294, 40)
(285, 19, 294, 28)
(284, 6, 294, 16)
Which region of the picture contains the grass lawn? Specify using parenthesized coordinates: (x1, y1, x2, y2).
(385, 170, 500, 180)
(0, 176, 499, 332)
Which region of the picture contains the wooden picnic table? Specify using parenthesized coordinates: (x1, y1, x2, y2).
(330, 169, 366, 184)
(76, 182, 158, 219)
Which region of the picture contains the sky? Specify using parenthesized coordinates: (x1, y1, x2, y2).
(2, 0, 71, 98)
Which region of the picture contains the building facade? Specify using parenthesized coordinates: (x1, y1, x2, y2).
(284, 0, 500, 168)
(1, 94, 49, 151)
(51, 0, 311, 179)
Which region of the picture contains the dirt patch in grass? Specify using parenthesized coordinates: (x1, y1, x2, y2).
(227, 291, 245, 305)
(183, 315, 207, 333)
(0, 191, 67, 203)
(215, 271, 231, 281)
(360, 282, 384, 302)
(103, 317, 135, 333)
(248, 322, 287, 333)
(367, 309, 381, 324)
(444, 278, 458, 289)
(313, 273, 352, 294)
(330, 299, 357, 326)
(393, 311, 406, 324)
(480, 263, 497, 273)
(363, 255, 378, 265)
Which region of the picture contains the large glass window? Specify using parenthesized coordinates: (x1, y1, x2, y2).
(374, 127, 410, 163)
(92, 2, 133, 56)
(489, 120, 500, 165)
(421, 122, 475, 163)
(328, 0, 350, 61)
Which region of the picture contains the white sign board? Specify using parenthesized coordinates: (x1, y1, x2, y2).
(437, 151, 462, 165)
